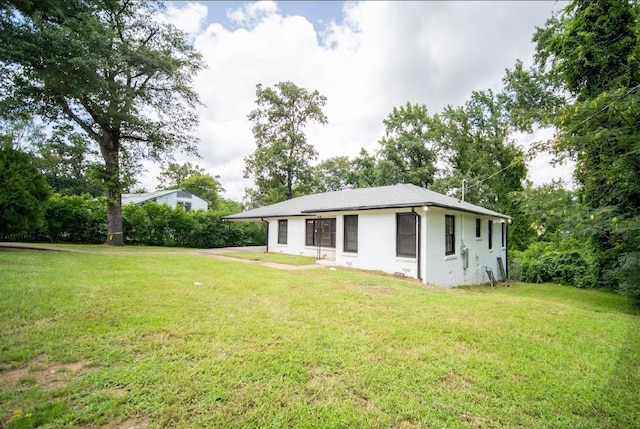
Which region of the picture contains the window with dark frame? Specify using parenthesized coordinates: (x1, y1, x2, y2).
(343, 215, 358, 253)
(501, 222, 505, 248)
(445, 215, 455, 255)
(396, 213, 417, 258)
(475, 218, 481, 238)
(305, 218, 336, 248)
(277, 219, 288, 244)
(177, 201, 192, 212)
(488, 220, 493, 250)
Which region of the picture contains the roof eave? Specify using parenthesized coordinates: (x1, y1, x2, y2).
(302, 203, 511, 219)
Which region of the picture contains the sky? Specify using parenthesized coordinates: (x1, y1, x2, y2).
(150, 0, 573, 201)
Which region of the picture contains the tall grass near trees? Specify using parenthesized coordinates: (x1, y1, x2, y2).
(1, 248, 638, 428)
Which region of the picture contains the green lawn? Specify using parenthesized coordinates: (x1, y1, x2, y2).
(1, 248, 638, 428)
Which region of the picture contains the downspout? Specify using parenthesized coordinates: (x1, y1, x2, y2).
(505, 220, 509, 280)
(261, 218, 269, 252)
(316, 216, 322, 260)
(412, 208, 422, 282)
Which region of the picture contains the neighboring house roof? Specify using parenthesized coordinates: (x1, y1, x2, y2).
(225, 183, 510, 220)
(122, 189, 181, 205)
(122, 189, 209, 205)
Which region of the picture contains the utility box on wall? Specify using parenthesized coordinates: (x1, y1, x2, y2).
(462, 245, 469, 269)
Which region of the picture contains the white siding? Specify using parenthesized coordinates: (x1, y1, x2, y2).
(156, 192, 208, 211)
(266, 207, 508, 287)
(423, 207, 508, 287)
(334, 209, 418, 278)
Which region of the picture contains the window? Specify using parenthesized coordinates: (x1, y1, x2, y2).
(488, 220, 493, 250)
(177, 201, 192, 212)
(396, 213, 416, 258)
(343, 215, 358, 253)
(305, 218, 336, 248)
(475, 218, 481, 238)
(501, 222, 506, 248)
(277, 220, 288, 244)
(445, 215, 456, 256)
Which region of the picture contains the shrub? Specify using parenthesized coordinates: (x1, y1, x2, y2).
(518, 248, 596, 288)
(20, 194, 264, 248)
(620, 252, 640, 309)
(31, 194, 106, 243)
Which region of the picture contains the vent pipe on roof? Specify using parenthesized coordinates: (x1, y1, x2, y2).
(461, 179, 468, 205)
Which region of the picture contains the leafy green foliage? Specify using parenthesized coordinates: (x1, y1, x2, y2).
(430, 90, 527, 213)
(0, 0, 205, 245)
(156, 162, 206, 190)
(0, 145, 51, 238)
(122, 202, 265, 248)
(13, 193, 264, 247)
(620, 251, 640, 308)
(39, 193, 107, 243)
(509, 182, 598, 288)
(515, 242, 596, 288)
(376, 102, 438, 188)
(244, 81, 327, 206)
(178, 174, 224, 208)
(510, 181, 577, 243)
(504, 0, 640, 304)
(32, 127, 104, 197)
(308, 156, 353, 193)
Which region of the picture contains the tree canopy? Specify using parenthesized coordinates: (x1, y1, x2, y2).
(157, 162, 206, 190)
(376, 102, 439, 189)
(244, 81, 328, 207)
(0, 0, 204, 245)
(505, 0, 640, 294)
(0, 143, 51, 238)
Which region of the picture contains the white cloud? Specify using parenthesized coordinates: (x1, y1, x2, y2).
(160, 2, 208, 36)
(226, 0, 279, 27)
(146, 1, 569, 201)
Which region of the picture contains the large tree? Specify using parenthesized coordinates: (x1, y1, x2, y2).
(309, 156, 353, 193)
(430, 90, 527, 211)
(244, 81, 327, 206)
(505, 0, 640, 290)
(0, 0, 204, 245)
(376, 102, 439, 189)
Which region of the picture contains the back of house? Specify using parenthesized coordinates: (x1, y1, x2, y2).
(225, 184, 510, 287)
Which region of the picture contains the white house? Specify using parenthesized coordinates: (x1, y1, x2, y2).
(122, 189, 208, 211)
(225, 184, 511, 287)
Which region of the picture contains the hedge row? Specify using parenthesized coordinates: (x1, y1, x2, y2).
(17, 194, 265, 248)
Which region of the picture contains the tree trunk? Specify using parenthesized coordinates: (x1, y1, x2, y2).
(101, 134, 125, 246)
(105, 189, 125, 246)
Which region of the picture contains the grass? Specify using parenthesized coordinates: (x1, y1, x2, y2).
(2, 242, 197, 253)
(1, 247, 639, 428)
(220, 251, 317, 265)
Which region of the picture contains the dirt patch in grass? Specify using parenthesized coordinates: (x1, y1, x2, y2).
(108, 387, 129, 398)
(440, 369, 473, 390)
(0, 357, 92, 390)
(100, 417, 150, 429)
(364, 286, 398, 296)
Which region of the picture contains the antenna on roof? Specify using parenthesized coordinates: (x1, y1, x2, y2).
(461, 179, 468, 205)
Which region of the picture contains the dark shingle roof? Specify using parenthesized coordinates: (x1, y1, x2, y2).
(225, 184, 509, 220)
